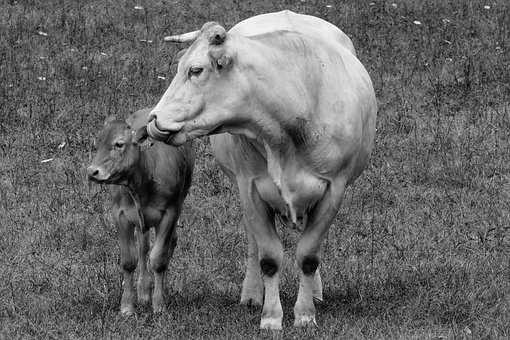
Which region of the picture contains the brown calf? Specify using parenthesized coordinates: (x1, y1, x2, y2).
(87, 107, 194, 315)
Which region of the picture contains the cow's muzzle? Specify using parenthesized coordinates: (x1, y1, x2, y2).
(147, 120, 173, 141)
(147, 120, 187, 146)
(147, 111, 186, 142)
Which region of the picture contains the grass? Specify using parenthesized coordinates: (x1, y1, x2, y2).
(1, 0, 509, 338)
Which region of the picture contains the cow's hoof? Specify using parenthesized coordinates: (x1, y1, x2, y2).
(120, 305, 135, 316)
(240, 297, 263, 307)
(294, 315, 317, 327)
(152, 303, 165, 314)
(137, 292, 151, 306)
(240, 292, 263, 307)
(260, 317, 282, 330)
(313, 295, 323, 303)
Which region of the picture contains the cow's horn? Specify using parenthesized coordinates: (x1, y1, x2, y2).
(164, 30, 200, 43)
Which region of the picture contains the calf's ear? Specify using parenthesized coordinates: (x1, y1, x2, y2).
(132, 125, 149, 145)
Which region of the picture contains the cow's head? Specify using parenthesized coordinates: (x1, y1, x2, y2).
(87, 116, 148, 184)
(148, 22, 247, 145)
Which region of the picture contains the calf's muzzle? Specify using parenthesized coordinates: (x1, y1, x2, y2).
(87, 165, 106, 182)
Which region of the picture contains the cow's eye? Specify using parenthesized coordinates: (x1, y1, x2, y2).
(188, 66, 203, 78)
(114, 142, 125, 149)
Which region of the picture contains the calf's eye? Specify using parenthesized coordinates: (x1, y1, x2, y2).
(114, 142, 124, 149)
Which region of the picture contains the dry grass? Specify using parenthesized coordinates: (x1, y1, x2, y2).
(1, 0, 509, 339)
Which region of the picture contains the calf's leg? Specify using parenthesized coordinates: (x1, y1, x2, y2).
(117, 210, 137, 315)
(136, 228, 151, 305)
(149, 206, 178, 313)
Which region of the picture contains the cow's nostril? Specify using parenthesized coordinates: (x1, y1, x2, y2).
(92, 169, 99, 177)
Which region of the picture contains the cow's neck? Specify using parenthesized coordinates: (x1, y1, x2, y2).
(256, 130, 328, 226)
(236, 36, 330, 223)
(247, 93, 328, 226)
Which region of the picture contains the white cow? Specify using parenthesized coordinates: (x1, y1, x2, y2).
(147, 10, 377, 329)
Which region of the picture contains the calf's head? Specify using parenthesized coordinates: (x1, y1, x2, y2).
(148, 22, 247, 145)
(87, 117, 148, 185)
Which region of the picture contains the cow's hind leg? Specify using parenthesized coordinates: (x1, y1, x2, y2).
(240, 217, 263, 307)
(312, 270, 323, 302)
(136, 228, 151, 305)
(149, 206, 178, 313)
(294, 179, 346, 327)
(117, 210, 137, 316)
(240, 179, 283, 330)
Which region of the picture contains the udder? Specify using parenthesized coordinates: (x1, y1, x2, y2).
(279, 169, 328, 225)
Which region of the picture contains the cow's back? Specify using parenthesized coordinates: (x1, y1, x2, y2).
(230, 10, 355, 55)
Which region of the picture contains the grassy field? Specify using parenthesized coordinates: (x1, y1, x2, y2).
(1, 0, 509, 338)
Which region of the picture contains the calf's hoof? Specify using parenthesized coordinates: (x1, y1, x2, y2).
(294, 314, 317, 328)
(260, 317, 282, 330)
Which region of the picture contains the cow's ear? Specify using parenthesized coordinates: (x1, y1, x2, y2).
(132, 125, 148, 145)
(216, 54, 232, 69)
(209, 48, 232, 71)
(203, 23, 232, 70)
(170, 48, 188, 70)
(104, 115, 117, 126)
(175, 48, 188, 61)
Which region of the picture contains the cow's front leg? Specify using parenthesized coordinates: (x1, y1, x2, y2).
(240, 217, 263, 307)
(117, 210, 137, 316)
(241, 179, 283, 330)
(294, 179, 346, 327)
(136, 227, 151, 305)
(149, 206, 178, 313)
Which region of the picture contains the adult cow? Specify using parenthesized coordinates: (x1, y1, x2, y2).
(87, 108, 195, 315)
(147, 10, 377, 329)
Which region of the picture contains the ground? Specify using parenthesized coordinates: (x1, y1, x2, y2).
(0, 0, 509, 339)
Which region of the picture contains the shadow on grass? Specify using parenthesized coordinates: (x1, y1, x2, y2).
(316, 259, 508, 331)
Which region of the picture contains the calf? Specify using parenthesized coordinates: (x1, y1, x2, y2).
(87, 107, 194, 315)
